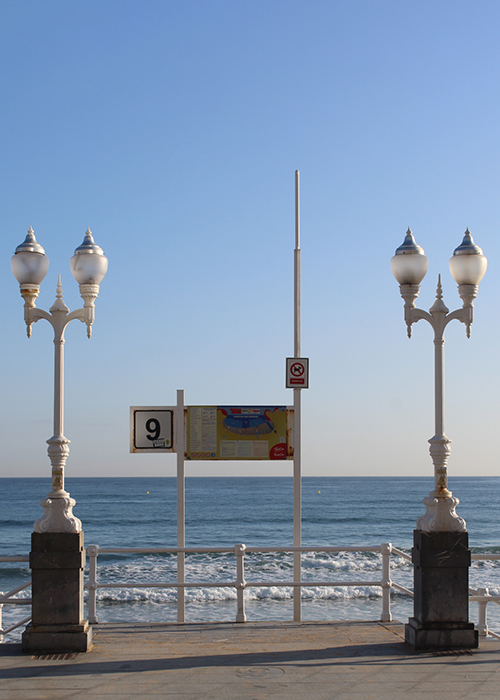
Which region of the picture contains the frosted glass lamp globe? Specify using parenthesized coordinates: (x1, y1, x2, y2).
(449, 229, 487, 286)
(391, 229, 429, 285)
(11, 227, 49, 286)
(70, 228, 108, 285)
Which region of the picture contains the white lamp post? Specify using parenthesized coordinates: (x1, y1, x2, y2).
(391, 228, 487, 531)
(392, 227, 486, 651)
(11, 227, 108, 533)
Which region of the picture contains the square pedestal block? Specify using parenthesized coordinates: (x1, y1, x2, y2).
(22, 531, 92, 653)
(405, 530, 478, 650)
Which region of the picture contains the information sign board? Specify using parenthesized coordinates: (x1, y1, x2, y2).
(130, 407, 174, 453)
(186, 406, 293, 461)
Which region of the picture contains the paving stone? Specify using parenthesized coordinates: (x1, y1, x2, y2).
(1, 621, 500, 699)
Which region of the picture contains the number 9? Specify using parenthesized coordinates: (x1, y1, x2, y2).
(146, 418, 161, 441)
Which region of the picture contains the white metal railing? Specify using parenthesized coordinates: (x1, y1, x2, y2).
(2, 546, 500, 641)
(85, 542, 396, 625)
(0, 555, 31, 642)
(390, 546, 415, 597)
(469, 552, 500, 640)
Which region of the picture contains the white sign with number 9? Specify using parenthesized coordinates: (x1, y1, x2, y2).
(130, 407, 174, 452)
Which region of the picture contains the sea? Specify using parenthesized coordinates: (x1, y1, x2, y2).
(2, 476, 500, 641)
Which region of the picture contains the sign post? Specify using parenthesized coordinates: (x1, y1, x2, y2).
(176, 389, 185, 622)
(293, 169, 302, 622)
(289, 171, 309, 622)
(130, 395, 293, 623)
(129, 173, 307, 623)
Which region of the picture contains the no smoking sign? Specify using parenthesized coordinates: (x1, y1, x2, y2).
(286, 358, 309, 388)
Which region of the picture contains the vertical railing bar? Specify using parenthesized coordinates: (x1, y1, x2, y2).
(177, 547, 185, 623)
(380, 542, 392, 622)
(477, 588, 489, 638)
(87, 544, 99, 624)
(235, 544, 246, 622)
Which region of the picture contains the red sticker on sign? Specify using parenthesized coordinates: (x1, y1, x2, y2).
(270, 443, 287, 460)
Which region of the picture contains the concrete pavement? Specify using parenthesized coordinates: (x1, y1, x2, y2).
(1, 620, 500, 699)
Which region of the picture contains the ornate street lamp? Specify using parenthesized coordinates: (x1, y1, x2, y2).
(11, 226, 107, 653)
(392, 227, 486, 650)
(392, 228, 487, 529)
(11, 227, 108, 532)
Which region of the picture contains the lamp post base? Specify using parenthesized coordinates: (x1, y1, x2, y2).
(405, 618, 477, 650)
(22, 622, 92, 654)
(405, 529, 478, 650)
(22, 531, 91, 653)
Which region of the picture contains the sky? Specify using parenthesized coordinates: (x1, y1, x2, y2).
(1, 0, 500, 482)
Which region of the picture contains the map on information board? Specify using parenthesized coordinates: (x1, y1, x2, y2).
(186, 406, 292, 460)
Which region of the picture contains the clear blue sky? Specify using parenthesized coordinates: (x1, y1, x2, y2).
(1, 0, 499, 479)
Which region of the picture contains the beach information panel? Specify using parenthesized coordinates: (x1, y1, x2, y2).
(186, 406, 292, 460)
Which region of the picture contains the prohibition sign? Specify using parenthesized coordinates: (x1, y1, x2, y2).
(286, 357, 309, 388)
(290, 362, 304, 377)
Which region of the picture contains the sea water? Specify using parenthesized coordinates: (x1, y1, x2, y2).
(2, 477, 500, 639)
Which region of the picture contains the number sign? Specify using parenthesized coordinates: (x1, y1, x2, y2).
(130, 407, 174, 453)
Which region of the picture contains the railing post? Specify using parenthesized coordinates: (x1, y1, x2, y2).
(477, 587, 489, 638)
(0, 600, 3, 643)
(177, 549, 185, 623)
(381, 542, 392, 622)
(235, 544, 247, 623)
(86, 544, 99, 624)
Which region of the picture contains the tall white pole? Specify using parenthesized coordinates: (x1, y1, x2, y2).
(294, 171, 301, 353)
(293, 169, 302, 622)
(176, 388, 185, 622)
(34, 279, 81, 533)
(50, 320, 67, 494)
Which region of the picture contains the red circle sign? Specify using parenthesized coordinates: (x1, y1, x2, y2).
(290, 362, 305, 376)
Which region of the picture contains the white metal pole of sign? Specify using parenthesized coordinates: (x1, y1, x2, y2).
(293, 169, 302, 622)
(129, 395, 185, 621)
(176, 389, 186, 622)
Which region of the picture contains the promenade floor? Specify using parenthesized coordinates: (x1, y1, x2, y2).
(1, 620, 500, 699)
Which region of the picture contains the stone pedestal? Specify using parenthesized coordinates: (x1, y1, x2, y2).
(405, 529, 478, 650)
(22, 532, 92, 653)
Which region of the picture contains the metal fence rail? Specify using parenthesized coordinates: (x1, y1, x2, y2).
(468, 553, 500, 639)
(85, 542, 395, 625)
(0, 555, 31, 642)
(2, 546, 500, 642)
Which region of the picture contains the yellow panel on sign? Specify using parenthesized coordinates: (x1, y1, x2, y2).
(186, 406, 293, 460)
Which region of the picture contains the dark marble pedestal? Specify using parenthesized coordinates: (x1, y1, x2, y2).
(405, 530, 478, 650)
(22, 531, 92, 653)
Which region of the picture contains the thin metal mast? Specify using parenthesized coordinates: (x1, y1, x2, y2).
(293, 169, 302, 621)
